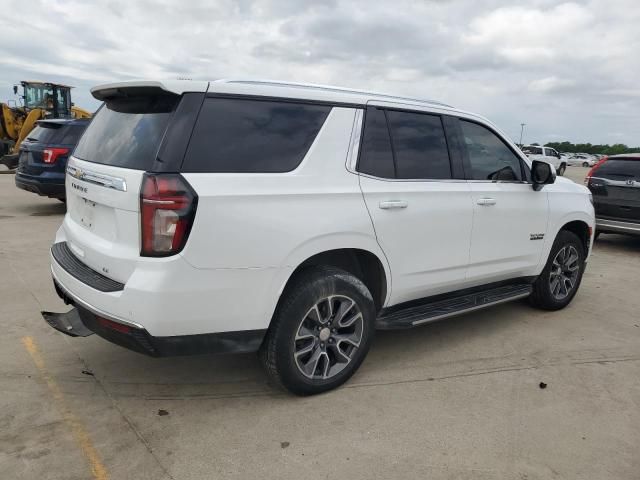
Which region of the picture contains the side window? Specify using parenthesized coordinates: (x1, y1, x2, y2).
(182, 98, 331, 173)
(358, 107, 395, 178)
(386, 110, 451, 179)
(460, 120, 523, 181)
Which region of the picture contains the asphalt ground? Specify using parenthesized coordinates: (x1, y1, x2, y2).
(1, 166, 638, 479)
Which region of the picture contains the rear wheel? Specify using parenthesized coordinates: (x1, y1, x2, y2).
(582, 161, 589, 167)
(260, 266, 376, 395)
(530, 230, 585, 310)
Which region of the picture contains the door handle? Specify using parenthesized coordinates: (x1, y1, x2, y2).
(379, 200, 408, 210)
(477, 198, 497, 206)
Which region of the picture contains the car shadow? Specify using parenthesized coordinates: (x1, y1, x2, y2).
(594, 233, 640, 254)
(73, 300, 531, 401)
(21, 200, 66, 217)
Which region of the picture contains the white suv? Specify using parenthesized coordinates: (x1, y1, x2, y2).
(45, 80, 595, 395)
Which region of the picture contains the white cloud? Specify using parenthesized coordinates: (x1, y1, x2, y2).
(528, 76, 576, 93)
(0, 0, 638, 145)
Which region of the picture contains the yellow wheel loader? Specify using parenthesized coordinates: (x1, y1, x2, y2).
(0, 81, 91, 170)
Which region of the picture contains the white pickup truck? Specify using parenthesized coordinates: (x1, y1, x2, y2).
(522, 145, 567, 176)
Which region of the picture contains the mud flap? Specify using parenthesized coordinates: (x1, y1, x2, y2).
(42, 308, 95, 337)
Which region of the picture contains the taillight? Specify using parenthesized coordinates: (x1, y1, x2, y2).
(585, 156, 607, 185)
(140, 174, 198, 257)
(43, 147, 69, 164)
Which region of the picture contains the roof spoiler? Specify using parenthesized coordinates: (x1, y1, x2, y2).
(91, 81, 178, 102)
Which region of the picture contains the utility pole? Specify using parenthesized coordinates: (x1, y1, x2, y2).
(519, 123, 526, 147)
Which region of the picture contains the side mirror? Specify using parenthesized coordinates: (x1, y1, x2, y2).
(532, 160, 556, 191)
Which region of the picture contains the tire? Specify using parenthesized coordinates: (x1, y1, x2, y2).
(582, 162, 589, 168)
(530, 230, 586, 311)
(260, 266, 376, 395)
(557, 164, 566, 176)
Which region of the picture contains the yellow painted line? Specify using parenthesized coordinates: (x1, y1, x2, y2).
(21, 336, 109, 480)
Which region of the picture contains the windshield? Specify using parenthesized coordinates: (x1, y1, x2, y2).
(23, 83, 72, 117)
(522, 146, 543, 155)
(24, 84, 54, 110)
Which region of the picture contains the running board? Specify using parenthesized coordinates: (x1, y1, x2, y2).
(376, 284, 533, 330)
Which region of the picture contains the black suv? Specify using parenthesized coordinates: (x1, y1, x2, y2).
(586, 154, 640, 237)
(15, 118, 89, 200)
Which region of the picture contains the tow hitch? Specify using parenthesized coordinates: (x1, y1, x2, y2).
(41, 308, 94, 337)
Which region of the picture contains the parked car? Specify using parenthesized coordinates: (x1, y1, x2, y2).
(586, 154, 640, 237)
(43, 80, 595, 395)
(522, 145, 567, 175)
(15, 118, 90, 200)
(568, 154, 597, 168)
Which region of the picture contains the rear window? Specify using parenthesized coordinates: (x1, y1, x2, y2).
(59, 125, 87, 145)
(73, 95, 177, 170)
(597, 159, 640, 179)
(25, 123, 86, 145)
(182, 98, 331, 173)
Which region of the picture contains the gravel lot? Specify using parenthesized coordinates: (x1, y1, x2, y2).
(1, 166, 638, 479)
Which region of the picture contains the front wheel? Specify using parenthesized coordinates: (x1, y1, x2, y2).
(260, 266, 376, 395)
(557, 164, 566, 176)
(582, 162, 589, 167)
(530, 230, 585, 310)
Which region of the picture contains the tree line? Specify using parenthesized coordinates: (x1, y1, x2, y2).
(525, 141, 640, 155)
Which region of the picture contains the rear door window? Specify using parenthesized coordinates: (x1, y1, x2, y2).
(73, 95, 177, 170)
(386, 110, 451, 179)
(358, 107, 395, 178)
(182, 98, 331, 173)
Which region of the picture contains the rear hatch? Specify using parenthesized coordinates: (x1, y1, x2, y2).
(18, 121, 85, 176)
(589, 157, 640, 223)
(62, 88, 201, 284)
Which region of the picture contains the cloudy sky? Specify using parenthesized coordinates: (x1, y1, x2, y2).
(1, 0, 638, 145)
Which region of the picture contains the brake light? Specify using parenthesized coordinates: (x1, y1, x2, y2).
(43, 147, 69, 164)
(140, 174, 198, 257)
(585, 156, 607, 185)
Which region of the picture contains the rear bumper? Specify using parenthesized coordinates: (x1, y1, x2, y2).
(596, 217, 640, 235)
(49, 281, 267, 356)
(15, 172, 65, 198)
(49, 226, 281, 350)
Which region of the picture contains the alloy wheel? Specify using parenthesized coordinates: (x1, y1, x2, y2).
(293, 295, 363, 380)
(549, 245, 580, 300)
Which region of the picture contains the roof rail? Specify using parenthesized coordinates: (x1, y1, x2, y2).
(218, 79, 453, 108)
